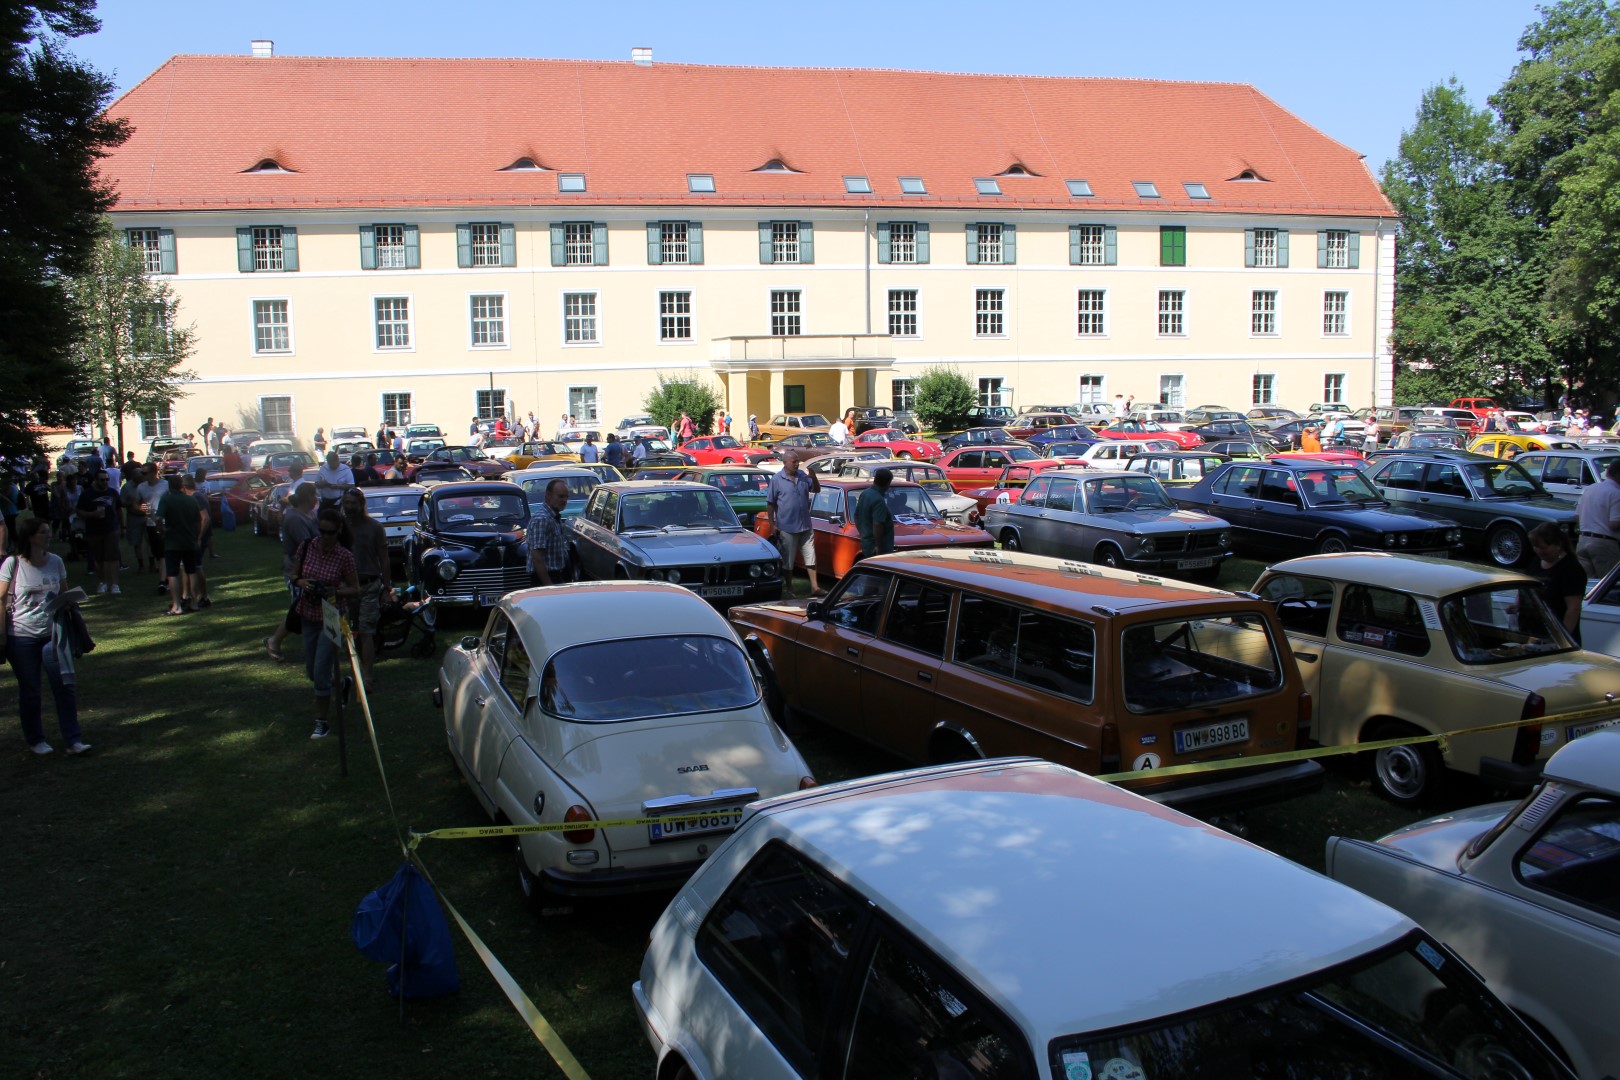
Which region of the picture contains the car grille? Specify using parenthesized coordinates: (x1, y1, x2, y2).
(1150, 531, 1225, 555)
(437, 565, 532, 599)
(669, 563, 773, 585)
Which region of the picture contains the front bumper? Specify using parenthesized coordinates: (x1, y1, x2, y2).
(1125, 548, 1233, 572)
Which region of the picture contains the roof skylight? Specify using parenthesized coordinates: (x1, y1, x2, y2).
(997, 163, 1039, 177)
(1065, 179, 1094, 197)
(753, 158, 800, 173)
(687, 173, 716, 193)
(1183, 182, 1211, 199)
(500, 157, 546, 172)
(843, 176, 872, 194)
(558, 173, 586, 193)
(1132, 180, 1161, 198)
(1230, 169, 1269, 182)
(973, 178, 1003, 195)
(898, 176, 927, 194)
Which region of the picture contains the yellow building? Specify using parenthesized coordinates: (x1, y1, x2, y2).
(100, 48, 1395, 447)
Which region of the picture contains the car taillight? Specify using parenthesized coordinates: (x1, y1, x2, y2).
(1296, 692, 1313, 750)
(1099, 722, 1120, 770)
(562, 804, 596, 844)
(1513, 693, 1545, 765)
(798, 775, 818, 790)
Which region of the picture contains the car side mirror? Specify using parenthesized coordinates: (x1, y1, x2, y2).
(460, 634, 481, 651)
(805, 600, 825, 620)
(829, 513, 846, 526)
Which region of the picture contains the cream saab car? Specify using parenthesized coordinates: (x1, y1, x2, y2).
(434, 581, 813, 903)
(1255, 553, 1620, 805)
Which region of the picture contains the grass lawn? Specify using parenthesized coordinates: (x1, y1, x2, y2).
(1, 534, 1457, 1076)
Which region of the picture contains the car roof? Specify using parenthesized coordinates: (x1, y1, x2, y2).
(1517, 447, 1619, 459)
(363, 483, 425, 497)
(681, 465, 772, 475)
(1542, 729, 1620, 795)
(1264, 552, 1533, 595)
(427, 480, 522, 498)
(503, 580, 737, 656)
(847, 548, 1236, 609)
(745, 758, 1411, 1038)
(504, 465, 599, 480)
(1369, 449, 1496, 464)
(600, 479, 724, 492)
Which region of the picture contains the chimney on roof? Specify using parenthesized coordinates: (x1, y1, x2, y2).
(251, 39, 274, 58)
(631, 46, 652, 66)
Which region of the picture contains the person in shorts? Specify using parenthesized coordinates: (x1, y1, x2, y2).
(765, 450, 821, 599)
(157, 474, 202, 614)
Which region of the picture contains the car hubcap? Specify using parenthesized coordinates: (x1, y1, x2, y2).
(1376, 746, 1426, 800)
(1491, 529, 1524, 565)
(1320, 537, 1348, 554)
(1102, 549, 1121, 567)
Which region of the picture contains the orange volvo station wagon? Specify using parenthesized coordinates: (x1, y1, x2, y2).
(731, 548, 1322, 813)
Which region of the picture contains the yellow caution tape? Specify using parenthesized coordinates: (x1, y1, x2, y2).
(409, 810, 746, 848)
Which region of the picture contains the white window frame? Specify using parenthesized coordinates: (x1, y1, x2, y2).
(1252, 373, 1276, 406)
(252, 226, 285, 272)
(469, 222, 503, 267)
(1251, 290, 1280, 337)
(373, 223, 408, 269)
(892, 378, 918, 412)
(887, 288, 921, 339)
(129, 228, 163, 274)
(1324, 230, 1350, 269)
(1076, 374, 1106, 405)
(771, 222, 801, 264)
(1157, 290, 1187, 337)
(660, 222, 691, 265)
(380, 391, 414, 428)
(1074, 225, 1105, 266)
(1252, 228, 1279, 268)
(977, 376, 1008, 409)
(139, 402, 174, 440)
(974, 288, 1006, 338)
(1075, 288, 1107, 337)
(1322, 290, 1351, 337)
(475, 388, 509, 422)
(250, 296, 293, 355)
(469, 292, 509, 349)
(888, 221, 918, 264)
(564, 222, 595, 266)
(561, 290, 600, 346)
(567, 385, 600, 425)
(259, 394, 295, 438)
(1323, 372, 1347, 406)
(769, 288, 802, 337)
(372, 294, 414, 352)
(975, 223, 1005, 265)
(1159, 374, 1186, 409)
(658, 289, 694, 343)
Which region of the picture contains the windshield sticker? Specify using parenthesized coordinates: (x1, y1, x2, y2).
(1139, 734, 1158, 746)
(1100, 1060, 1146, 1080)
(1061, 1051, 1092, 1080)
(1416, 939, 1445, 971)
(1417, 600, 1442, 629)
(1133, 752, 1161, 771)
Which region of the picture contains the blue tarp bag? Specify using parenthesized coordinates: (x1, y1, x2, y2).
(220, 496, 237, 532)
(351, 863, 460, 998)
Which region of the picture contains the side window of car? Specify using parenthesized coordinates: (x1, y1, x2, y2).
(984, 450, 1007, 468)
(810, 487, 843, 519)
(954, 594, 1095, 702)
(1544, 457, 1585, 486)
(1377, 459, 1426, 491)
(694, 842, 867, 1077)
(483, 612, 509, 671)
(1259, 574, 1335, 638)
(823, 569, 889, 633)
(1020, 477, 1050, 509)
(1513, 794, 1620, 919)
(1046, 478, 1079, 513)
(1336, 584, 1430, 656)
(842, 929, 1030, 1077)
(882, 579, 952, 658)
(1422, 464, 1469, 499)
(955, 451, 981, 469)
(499, 621, 533, 707)
(1216, 466, 1259, 498)
(1258, 469, 1298, 504)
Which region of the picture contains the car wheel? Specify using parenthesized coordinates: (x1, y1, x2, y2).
(928, 729, 981, 765)
(1096, 544, 1125, 568)
(1316, 534, 1350, 555)
(999, 529, 1021, 552)
(516, 837, 547, 909)
(1368, 720, 1444, 806)
(896, 451, 912, 459)
(724, 456, 737, 464)
(1486, 523, 1527, 567)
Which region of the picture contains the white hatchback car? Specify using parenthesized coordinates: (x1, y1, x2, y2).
(435, 581, 813, 903)
(634, 757, 1572, 1079)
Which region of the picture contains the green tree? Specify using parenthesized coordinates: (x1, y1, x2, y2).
(643, 375, 722, 438)
(0, 0, 130, 455)
(910, 367, 977, 433)
(69, 223, 197, 456)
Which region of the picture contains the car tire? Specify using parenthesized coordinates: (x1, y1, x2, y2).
(1486, 523, 1527, 567)
(1316, 534, 1350, 555)
(1096, 544, 1124, 568)
(516, 837, 547, 909)
(896, 451, 911, 459)
(1000, 529, 1021, 552)
(1368, 720, 1445, 806)
(928, 729, 981, 765)
(724, 457, 737, 464)
(252, 512, 263, 537)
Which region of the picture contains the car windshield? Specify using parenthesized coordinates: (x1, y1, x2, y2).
(707, 471, 770, 494)
(364, 492, 423, 515)
(1297, 468, 1385, 506)
(879, 487, 940, 520)
(1463, 461, 1542, 498)
(267, 452, 315, 468)
(1044, 442, 1093, 457)
(618, 490, 739, 530)
(1052, 935, 1566, 1079)
(916, 478, 955, 494)
(1440, 585, 1576, 663)
(1408, 433, 1464, 448)
(199, 477, 241, 493)
(519, 474, 599, 504)
(434, 493, 527, 530)
(1121, 613, 1282, 713)
(1005, 446, 1039, 462)
(541, 635, 758, 722)
(408, 439, 445, 453)
(797, 414, 830, 427)
(704, 436, 741, 449)
(1085, 475, 1174, 511)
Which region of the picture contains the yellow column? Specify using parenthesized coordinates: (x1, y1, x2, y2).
(838, 369, 856, 417)
(767, 368, 785, 419)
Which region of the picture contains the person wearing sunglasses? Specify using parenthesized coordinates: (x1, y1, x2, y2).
(291, 507, 358, 739)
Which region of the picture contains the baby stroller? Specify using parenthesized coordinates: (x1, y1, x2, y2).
(378, 584, 438, 659)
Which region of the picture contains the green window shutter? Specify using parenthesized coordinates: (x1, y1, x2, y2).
(1103, 225, 1117, 265)
(236, 228, 255, 272)
(158, 229, 176, 274)
(359, 224, 376, 270)
(550, 223, 567, 266)
(1069, 224, 1081, 265)
(1276, 229, 1289, 268)
(1160, 226, 1187, 267)
(592, 222, 608, 265)
(1002, 223, 1016, 264)
(646, 222, 662, 265)
(456, 224, 473, 268)
(281, 227, 298, 272)
(499, 223, 516, 267)
(799, 222, 814, 264)
(688, 222, 703, 265)
(1316, 231, 1329, 268)
(758, 222, 773, 264)
(965, 223, 979, 264)
(915, 222, 929, 264)
(877, 221, 892, 264)
(1244, 228, 1256, 267)
(1347, 231, 1360, 269)
(403, 224, 420, 269)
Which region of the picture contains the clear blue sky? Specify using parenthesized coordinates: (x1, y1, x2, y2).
(76, 0, 1542, 175)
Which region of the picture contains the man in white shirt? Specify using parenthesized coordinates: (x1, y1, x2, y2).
(1576, 460, 1620, 578)
(314, 451, 354, 511)
(827, 415, 850, 445)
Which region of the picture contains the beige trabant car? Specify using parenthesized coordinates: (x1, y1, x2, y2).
(1255, 552, 1620, 804)
(732, 548, 1322, 814)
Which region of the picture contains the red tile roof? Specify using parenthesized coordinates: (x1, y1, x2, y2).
(101, 55, 1393, 216)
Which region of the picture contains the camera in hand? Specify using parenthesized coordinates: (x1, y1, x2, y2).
(305, 580, 329, 600)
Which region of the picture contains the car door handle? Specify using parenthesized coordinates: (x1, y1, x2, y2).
(474, 695, 487, 707)
(1294, 653, 1319, 663)
(1418, 497, 1430, 503)
(917, 671, 933, 682)
(846, 647, 861, 658)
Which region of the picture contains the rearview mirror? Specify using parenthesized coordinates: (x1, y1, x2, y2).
(805, 600, 825, 621)
(460, 634, 481, 651)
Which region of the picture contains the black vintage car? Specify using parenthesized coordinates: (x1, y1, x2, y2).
(1170, 459, 1463, 559)
(405, 481, 532, 607)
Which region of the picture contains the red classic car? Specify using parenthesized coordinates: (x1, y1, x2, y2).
(1004, 412, 1081, 440)
(850, 428, 943, 461)
(934, 444, 1043, 493)
(755, 477, 993, 579)
(1092, 419, 1204, 449)
(678, 435, 777, 466)
(959, 459, 1089, 522)
(197, 471, 272, 528)
(404, 445, 509, 480)
(1269, 449, 1366, 465)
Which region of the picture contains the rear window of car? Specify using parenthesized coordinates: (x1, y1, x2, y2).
(365, 492, 423, 515)
(1440, 584, 1575, 664)
(1121, 613, 1282, 713)
(954, 593, 1096, 704)
(540, 635, 757, 722)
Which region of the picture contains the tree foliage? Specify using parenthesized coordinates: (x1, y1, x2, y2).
(69, 223, 197, 455)
(0, 0, 129, 455)
(910, 367, 977, 432)
(642, 375, 721, 436)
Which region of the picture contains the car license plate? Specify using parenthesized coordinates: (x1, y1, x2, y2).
(649, 807, 744, 843)
(478, 592, 501, 607)
(1178, 557, 1213, 570)
(1567, 715, 1620, 741)
(702, 585, 745, 598)
(1174, 717, 1249, 754)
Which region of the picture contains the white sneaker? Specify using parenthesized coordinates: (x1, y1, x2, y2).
(67, 742, 92, 755)
(30, 742, 53, 755)
(96, 582, 108, 594)
(109, 585, 121, 595)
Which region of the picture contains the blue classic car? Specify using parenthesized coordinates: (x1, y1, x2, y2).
(405, 481, 533, 606)
(1170, 459, 1463, 559)
(567, 480, 782, 607)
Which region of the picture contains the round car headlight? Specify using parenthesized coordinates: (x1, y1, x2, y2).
(665, 568, 680, 585)
(749, 562, 763, 578)
(1398, 533, 1410, 546)
(1137, 537, 1155, 554)
(1384, 534, 1397, 548)
(436, 560, 459, 581)
(645, 568, 663, 581)
(1448, 529, 1461, 542)
(1218, 530, 1231, 547)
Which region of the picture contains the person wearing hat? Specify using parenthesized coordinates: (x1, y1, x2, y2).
(747, 414, 760, 442)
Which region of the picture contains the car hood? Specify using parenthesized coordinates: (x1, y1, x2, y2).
(620, 528, 779, 561)
(1084, 507, 1226, 529)
(427, 528, 527, 553)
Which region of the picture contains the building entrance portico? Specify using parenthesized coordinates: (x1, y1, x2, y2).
(712, 334, 893, 424)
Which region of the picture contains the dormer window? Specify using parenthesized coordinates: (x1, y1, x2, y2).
(973, 178, 1003, 196)
(1132, 181, 1161, 198)
(558, 173, 586, 193)
(753, 158, 800, 174)
(500, 157, 546, 172)
(1065, 179, 1094, 197)
(997, 163, 1039, 177)
(1230, 169, 1269, 182)
(1183, 182, 1211, 199)
(843, 176, 872, 194)
(244, 159, 293, 174)
(687, 173, 716, 193)
(898, 176, 927, 195)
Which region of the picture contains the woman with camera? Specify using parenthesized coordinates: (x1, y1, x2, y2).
(291, 507, 358, 740)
